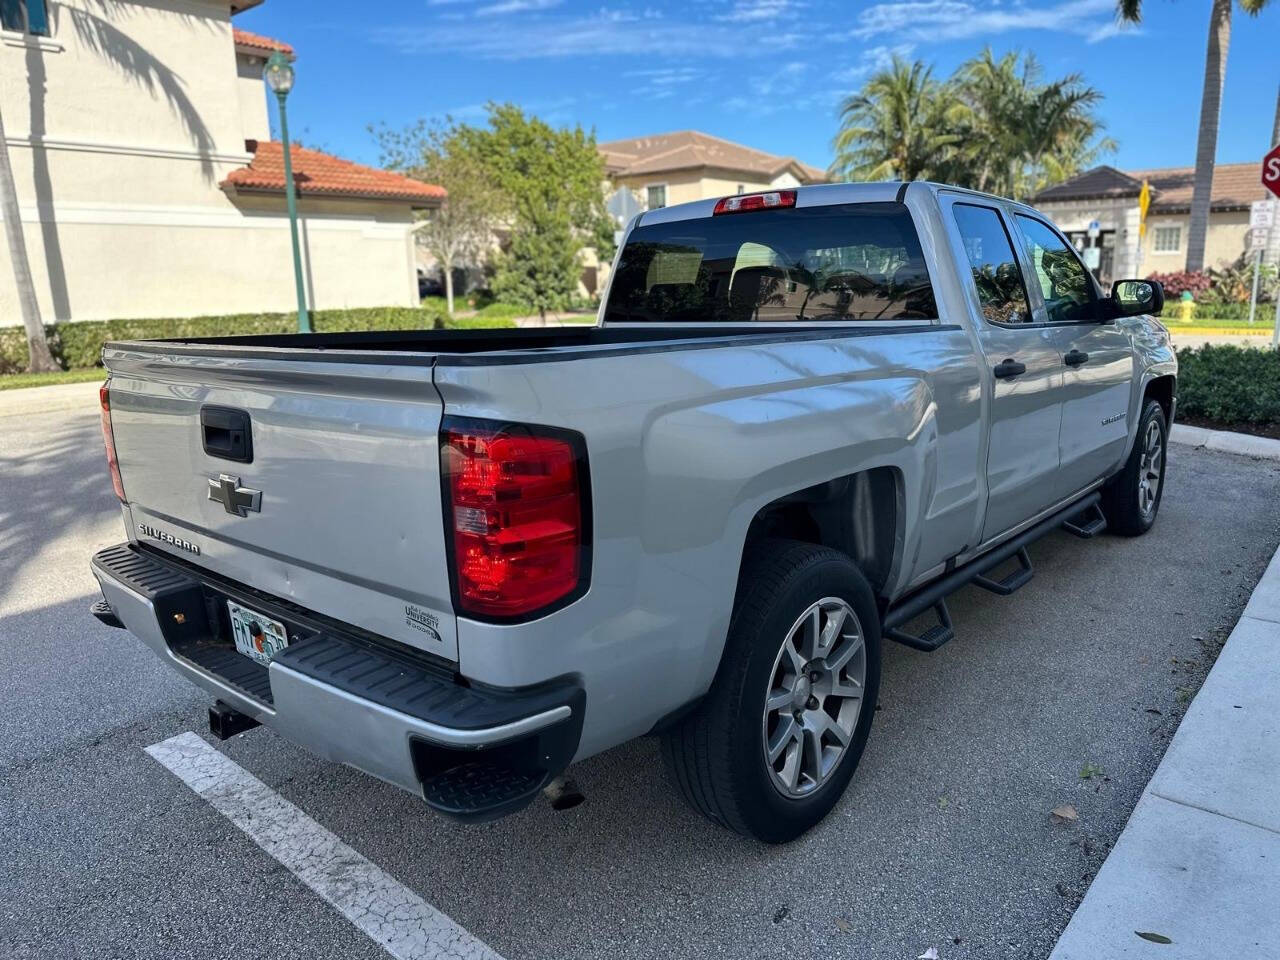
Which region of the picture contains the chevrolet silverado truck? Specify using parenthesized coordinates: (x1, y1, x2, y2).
(90, 182, 1175, 842)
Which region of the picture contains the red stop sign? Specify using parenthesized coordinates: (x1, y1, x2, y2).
(1265, 142, 1280, 198)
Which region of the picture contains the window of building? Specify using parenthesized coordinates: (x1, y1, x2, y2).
(1153, 225, 1181, 254)
(603, 202, 938, 323)
(951, 203, 1031, 325)
(1014, 214, 1097, 323)
(736, 184, 746, 195)
(0, 0, 49, 35)
(646, 184, 667, 210)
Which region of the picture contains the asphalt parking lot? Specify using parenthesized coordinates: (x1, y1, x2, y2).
(4, 390, 1280, 960)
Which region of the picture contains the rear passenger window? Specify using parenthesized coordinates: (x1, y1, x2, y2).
(603, 202, 938, 324)
(1013, 215, 1097, 324)
(952, 204, 1031, 326)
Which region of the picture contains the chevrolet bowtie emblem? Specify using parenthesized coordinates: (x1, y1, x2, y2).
(207, 474, 262, 517)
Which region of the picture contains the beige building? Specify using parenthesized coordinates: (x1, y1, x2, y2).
(598, 130, 827, 211)
(1033, 162, 1274, 286)
(0, 0, 441, 325)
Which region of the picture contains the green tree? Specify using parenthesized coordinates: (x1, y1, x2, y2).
(830, 58, 965, 182)
(1115, 0, 1273, 272)
(830, 51, 1112, 201)
(953, 49, 1113, 200)
(374, 118, 501, 318)
(459, 103, 613, 324)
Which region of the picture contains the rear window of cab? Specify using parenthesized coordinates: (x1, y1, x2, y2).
(603, 202, 939, 324)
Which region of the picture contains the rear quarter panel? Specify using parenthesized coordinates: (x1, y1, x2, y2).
(434, 328, 983, 759)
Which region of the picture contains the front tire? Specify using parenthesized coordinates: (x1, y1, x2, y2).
(661, 540, 881, 843)
(1101, 398, 1168, 536)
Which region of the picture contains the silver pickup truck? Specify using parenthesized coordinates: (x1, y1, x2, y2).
(90, 182, 1175, 842)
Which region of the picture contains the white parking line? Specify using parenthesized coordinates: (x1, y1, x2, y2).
(145, 731, 505, 960)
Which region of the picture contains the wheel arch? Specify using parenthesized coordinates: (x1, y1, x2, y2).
(1144, 373, 1176, 423)
(740, 467, 903, 603)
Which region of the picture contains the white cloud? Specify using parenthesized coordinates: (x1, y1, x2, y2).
(850, 0, 1132, 43)
(374, 7, 803, 59)
(475, 0, 563, 14)
(831, 43, 916, 83)
(622, 66, 710, 99)
(716, 0, 801, 22)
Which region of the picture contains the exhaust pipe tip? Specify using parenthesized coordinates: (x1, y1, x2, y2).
(543, 776, 585, 811)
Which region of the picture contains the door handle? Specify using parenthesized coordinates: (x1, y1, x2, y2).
(993, 358, 1026, 379)
(1064, 349, 1090, 368)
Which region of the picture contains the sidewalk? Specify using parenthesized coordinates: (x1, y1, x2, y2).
(1049, 544, 1280, 958)
(0, 379, 102, 419)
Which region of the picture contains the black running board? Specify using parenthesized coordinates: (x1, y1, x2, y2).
(882, 492, 1101, 652)
(1061, 502, 1107, 539)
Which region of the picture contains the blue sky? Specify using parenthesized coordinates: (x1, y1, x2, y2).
(241, 0, 1280, 175)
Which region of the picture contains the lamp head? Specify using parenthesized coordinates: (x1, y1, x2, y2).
(263, 50, 294, 95)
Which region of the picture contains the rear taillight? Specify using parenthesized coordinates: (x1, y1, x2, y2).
(713, 189, 796, 215)
(99, 381, 126, 502)
(441, 418, 589, 620)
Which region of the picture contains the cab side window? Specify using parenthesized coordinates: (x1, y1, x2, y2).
(951, 204, 1031, 325)
(1014, 215, 1097, 323)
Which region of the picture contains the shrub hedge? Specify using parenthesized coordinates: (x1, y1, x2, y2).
(1176, 345, 1280, 424)
(0, 303, 515, 374)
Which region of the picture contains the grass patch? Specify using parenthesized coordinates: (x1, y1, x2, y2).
(473, 302, 534, 320)
(0, 367, 107, 391)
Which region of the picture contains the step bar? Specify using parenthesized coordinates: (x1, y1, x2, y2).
(882, 492, 1101, 652)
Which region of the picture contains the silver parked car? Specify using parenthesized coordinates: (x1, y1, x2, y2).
(90, 182, 1176, 841)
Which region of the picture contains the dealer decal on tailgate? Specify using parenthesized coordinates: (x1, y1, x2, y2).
(404, 604, 442, 642)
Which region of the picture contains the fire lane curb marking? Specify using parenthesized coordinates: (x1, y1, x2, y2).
(145, 731, 504, 960)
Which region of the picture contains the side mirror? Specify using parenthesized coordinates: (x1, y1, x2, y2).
(1109, 278, 1164, 318)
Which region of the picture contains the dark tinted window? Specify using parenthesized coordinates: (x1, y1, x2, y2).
(603, 203, 938, 324)
(952, 204, 1031, 325)
(1014, 215, 1097, 323)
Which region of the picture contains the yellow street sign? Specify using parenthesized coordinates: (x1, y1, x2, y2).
(1138, 179, 1151, 238)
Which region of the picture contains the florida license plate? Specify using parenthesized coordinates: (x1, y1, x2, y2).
(227, 599, 289, 666)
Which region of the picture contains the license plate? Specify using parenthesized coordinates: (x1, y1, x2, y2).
(227, 599, 289, 666)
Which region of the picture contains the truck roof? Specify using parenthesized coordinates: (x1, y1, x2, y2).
(635, 180, 1025, 228)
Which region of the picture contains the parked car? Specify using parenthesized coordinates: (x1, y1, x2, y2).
(90, 182, 1174, 842)
(417, 268, 443, 299)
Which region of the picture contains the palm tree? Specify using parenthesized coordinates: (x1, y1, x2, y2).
(954, 49, 1114, 200)
(831, 52, 1111, 199)
(1117, 0, 1272, 272)
(0, 104, 57, 372)
(830, 58, 966, 182)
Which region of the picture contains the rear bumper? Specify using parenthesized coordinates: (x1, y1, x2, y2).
(91, 543, 583, 821)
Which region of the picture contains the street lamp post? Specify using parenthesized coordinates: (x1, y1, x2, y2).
(264, 50, 310, 333)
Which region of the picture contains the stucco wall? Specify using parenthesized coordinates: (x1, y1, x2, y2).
(1039, 198, 1255, 275)
(235, 53, 270, 143)
(2, 0, 246, 160)
(612, 170, 786, 208)
(0, 0, 421, 325)
(0, 193, 419, 323)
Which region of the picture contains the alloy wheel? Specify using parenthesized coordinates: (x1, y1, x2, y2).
(761, 597, 867, 798)
(1138, 418, 1163, 517)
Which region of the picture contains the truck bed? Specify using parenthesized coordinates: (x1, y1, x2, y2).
(109, 322, 948, 364)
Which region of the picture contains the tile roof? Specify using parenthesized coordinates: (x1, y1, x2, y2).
(598, 130, 827, 184)
(232, 27, 294, 57)
(222, 140, 446, 206)
(1034, 162, 1266, 211)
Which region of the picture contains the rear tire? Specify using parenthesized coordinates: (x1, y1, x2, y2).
(1101, 398, 1167, 537)
(661, 539, 881, 843)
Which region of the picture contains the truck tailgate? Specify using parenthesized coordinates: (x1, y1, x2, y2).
(102, 345, 456, 660)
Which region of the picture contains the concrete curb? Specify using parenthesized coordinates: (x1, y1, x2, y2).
(1170, 423, 1280, 461)
(1048, 544, 1280, 958)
